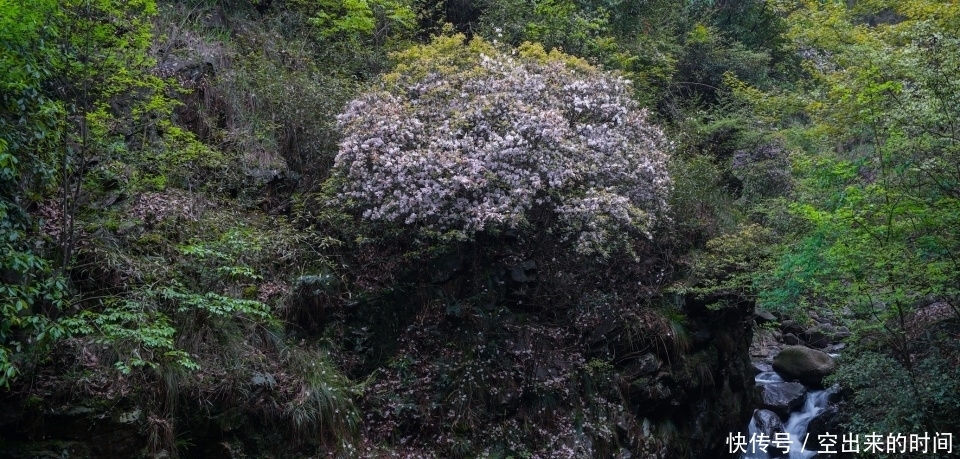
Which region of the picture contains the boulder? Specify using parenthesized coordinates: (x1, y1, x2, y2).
(802, 327, 831, 349)
(782, 333, 803, 346)
(753, 409, 784, 434)
(752, 409, 789, 458)
(780, 320, 805, 335)
(759, 382, 806, 419)
(755, 309, 777, 325)
(772, 346, 837, 388)
(832, 326, 852, 340)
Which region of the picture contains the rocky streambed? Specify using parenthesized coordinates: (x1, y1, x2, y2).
(739, 312, 850, 459)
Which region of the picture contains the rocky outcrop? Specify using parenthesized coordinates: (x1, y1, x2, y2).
(772, 346, 836, 388)
(759, 382, 806, 419)
(806, 404, 846, 440)
(610, 298, 758, 458)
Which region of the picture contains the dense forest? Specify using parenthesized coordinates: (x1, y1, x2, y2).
(1, 0, 958, 457)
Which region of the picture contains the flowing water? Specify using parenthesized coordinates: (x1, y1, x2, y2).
(741, 372, 836, 459)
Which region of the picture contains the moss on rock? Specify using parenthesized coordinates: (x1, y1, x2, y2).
(772, 346, 836, 388)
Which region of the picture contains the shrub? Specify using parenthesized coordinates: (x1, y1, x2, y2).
(327, 36, 671, 257)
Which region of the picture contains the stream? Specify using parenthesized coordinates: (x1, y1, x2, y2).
(741, 371, 837, 459)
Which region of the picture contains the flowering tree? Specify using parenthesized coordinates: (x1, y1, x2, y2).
(329, 36, 671, 256)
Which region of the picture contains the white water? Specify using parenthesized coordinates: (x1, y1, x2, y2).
(741, 375, 836, 459)
(754, 371, 784, 385)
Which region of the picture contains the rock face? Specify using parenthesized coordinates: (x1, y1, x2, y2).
(759, 382, 807, 419)
(806, 404, 844, 439)
(772, 346, 836, 388)
(618, 300, 757, 458)
(752, 409, 789, 458)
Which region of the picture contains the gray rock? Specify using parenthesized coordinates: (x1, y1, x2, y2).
(635, 353, 661, 376)
(755, 309, 777, 325)
(117, 409, 141, 424)
(782, 333, 803, 346)
(803, 327, 831, 348)
(760, 382, 807, 419)
(833, 332, 852, 341)
(753, 408, 784, 435)
(807, 404, 846, 440)
(753, 409, 789, 458)
(780, 319, 805, 335)
(832, 326, 852, 340)
(773, 346, 837, 388)
(753, 361, 773, 375)
(251, 372, 276, 387)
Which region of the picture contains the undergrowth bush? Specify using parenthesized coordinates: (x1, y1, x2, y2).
(831, 343, 960, 444)
(219, 55, 355, 185)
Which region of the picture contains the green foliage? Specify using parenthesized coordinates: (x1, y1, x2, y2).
(59, 299, 198, 374)
(831, 345, 960, 442)
(309, 0, 415, 40)
(733, 0, 960, 436)
(17, 0, 960, 454)
(283, 348, 360, 444)
(60, 219, 284, 373)
(753, 0, 960, 315)
(476, 0, 790, 111)
(282, 0, 415, 79)
(667, 153, 741, 243)
(155, 285, 274, 323)
(675, 224, 776, 310)
(0, 0, 69, 388)
(2, 0, 297, 385)
(218, 52, 356, 183)
(478, 0, 613, 58)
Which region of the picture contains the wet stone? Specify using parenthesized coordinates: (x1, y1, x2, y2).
(760, 381, 807, 420)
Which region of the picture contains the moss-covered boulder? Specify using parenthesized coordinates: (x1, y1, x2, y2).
(772, 346, 836, 388)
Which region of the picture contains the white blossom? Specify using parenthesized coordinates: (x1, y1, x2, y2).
(330, 49, 671, 255)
